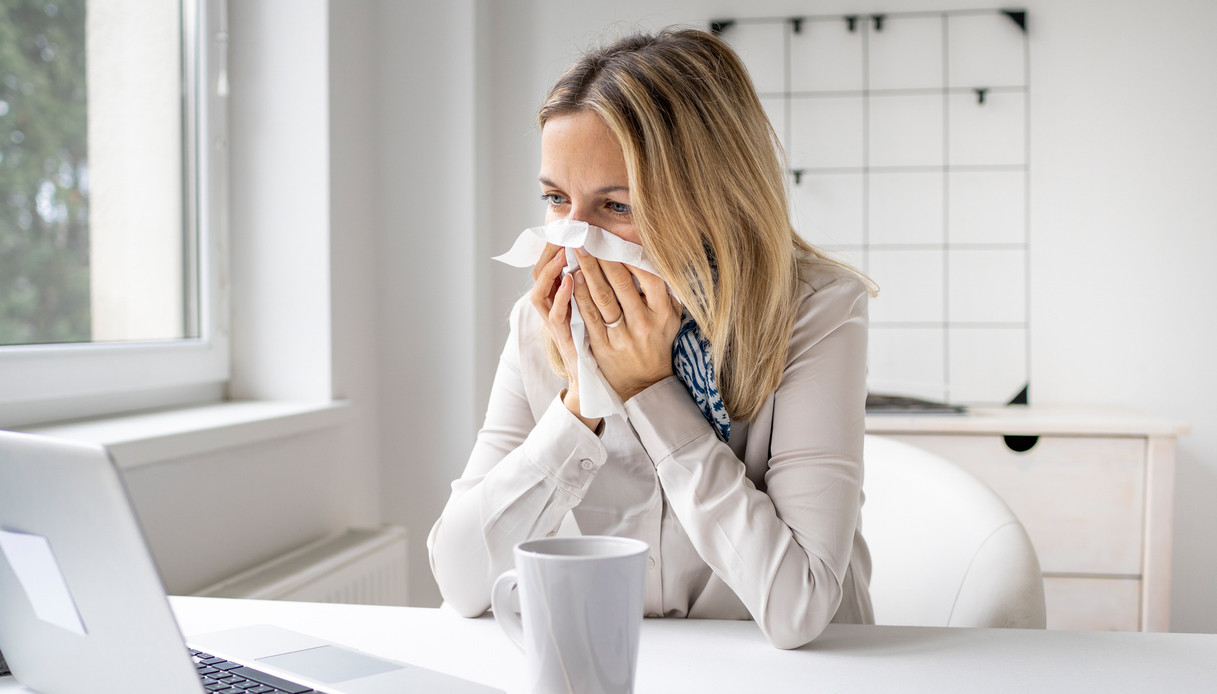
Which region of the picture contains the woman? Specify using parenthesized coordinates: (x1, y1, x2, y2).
(428, 28, 874, 649)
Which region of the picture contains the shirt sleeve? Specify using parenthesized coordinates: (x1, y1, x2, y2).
(427, 298, 608, 617)
(624, 274, 869, 649)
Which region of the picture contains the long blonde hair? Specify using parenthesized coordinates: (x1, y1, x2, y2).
(539, 28, 870, 422)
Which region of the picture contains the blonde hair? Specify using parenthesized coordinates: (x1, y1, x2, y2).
(538, 28, 872, 422)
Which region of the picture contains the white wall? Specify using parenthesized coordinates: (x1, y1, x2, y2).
(126, 0, 383, 595)
(1027, 0, 1217, 635)
(373, 0, 481, 605)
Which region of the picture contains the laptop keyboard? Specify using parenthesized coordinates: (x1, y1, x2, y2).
(191, 649, 316, 694)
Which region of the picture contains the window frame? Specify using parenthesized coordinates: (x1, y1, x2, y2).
(0, 0, 230, 429)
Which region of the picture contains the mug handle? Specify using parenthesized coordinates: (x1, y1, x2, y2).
(491, 569, 525, 651)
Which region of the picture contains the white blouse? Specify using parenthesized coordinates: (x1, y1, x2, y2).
(427, 256, 873, 649)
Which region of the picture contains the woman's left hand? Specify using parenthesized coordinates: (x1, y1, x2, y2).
(571, 247, 683, 402)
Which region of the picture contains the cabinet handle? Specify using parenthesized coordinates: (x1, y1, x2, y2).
(1004, 435, 1039, 453)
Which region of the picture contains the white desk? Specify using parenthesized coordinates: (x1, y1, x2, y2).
(2, 596, 1214, 693)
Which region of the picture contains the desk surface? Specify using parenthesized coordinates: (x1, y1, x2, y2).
(2, 596, 1214, 693)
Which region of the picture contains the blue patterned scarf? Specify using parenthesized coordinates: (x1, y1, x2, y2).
(672, 312, 731, 442)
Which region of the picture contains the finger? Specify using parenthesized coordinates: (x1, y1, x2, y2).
(549, 273, 574, 342)
(531, 243, 564, 281)
(600, 258, 647, 317)
(530, 250, 567, 301)
(571, 269, 609, 341)
(669, 291, 683, 317)
(574, 248, 624, 326)
(629, 265, 676, 316)
(529, 250, 569, 320)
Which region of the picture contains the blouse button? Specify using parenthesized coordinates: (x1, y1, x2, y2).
(647, 556, 657, 569)
(579, 458, 594, 471)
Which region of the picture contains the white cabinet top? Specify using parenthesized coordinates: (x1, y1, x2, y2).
(866, 404, 1189, 437)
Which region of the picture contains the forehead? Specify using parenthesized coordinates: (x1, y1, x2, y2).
(541, 110, 615, 145)
(539, 111, 627, 182)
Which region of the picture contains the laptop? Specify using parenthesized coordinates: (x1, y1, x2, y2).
(0, 429, 502, 694)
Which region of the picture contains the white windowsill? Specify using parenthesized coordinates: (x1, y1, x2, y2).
(22, 399, 352, 470)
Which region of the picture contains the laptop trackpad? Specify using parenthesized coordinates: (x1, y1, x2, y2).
(258, 645, 404, 684)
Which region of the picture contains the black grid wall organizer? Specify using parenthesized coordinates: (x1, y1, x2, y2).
(715, 9, 1030, 406)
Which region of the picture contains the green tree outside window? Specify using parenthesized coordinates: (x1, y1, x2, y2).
(0, 0, 90, 346)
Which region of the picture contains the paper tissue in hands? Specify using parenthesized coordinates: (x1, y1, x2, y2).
(493, 219, 660, 419)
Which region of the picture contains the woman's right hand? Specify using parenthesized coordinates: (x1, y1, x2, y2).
(530, 244, 601, 430)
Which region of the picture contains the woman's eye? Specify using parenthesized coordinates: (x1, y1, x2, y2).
(607, 201, 631, 215)
(541, 193, 567, 207)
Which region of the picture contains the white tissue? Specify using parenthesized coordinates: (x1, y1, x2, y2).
(493, 219, 658, 419)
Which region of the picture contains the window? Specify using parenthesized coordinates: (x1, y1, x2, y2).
(0, 0, 229, 427)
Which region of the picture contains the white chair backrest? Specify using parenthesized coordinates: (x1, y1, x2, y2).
(862, 435, 1046, 628)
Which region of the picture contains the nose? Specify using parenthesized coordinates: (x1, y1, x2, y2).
(566, 199, 596, 225)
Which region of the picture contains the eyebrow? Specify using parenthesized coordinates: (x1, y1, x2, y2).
(538, 177, 629, 196)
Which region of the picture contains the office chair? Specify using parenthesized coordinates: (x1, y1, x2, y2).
(861, 435, 1047, 628)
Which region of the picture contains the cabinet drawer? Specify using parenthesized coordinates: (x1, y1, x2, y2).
(884, 435, 1146, 575)
(1044, 577, 1141, 631)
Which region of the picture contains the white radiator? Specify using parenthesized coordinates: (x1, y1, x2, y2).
(195, 526, 408, 606)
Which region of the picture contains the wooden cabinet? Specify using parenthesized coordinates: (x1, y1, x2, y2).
(866, 405, 1188, 632)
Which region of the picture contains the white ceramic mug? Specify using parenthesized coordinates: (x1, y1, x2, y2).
(491, 536, 649, 694)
